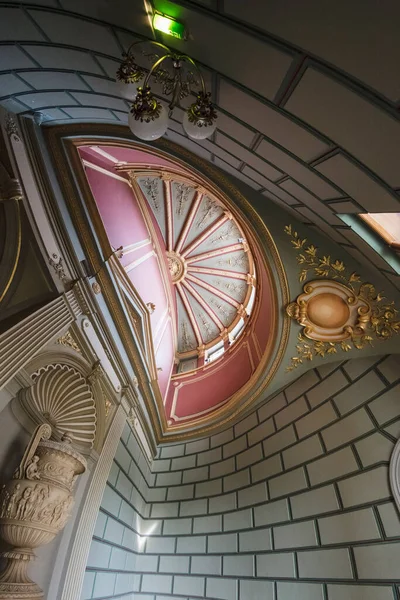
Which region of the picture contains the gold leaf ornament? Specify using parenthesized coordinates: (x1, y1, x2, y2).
(284, 225, 400, 371)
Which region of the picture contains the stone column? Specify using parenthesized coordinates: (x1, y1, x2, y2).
(59, 406, 127, 600)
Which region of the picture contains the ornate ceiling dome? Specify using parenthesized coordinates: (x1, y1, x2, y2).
(131, 170, 256, 363)
(77, 141, 277, 430)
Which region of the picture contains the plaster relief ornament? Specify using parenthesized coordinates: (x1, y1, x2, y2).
(0, 424, 86, 599)
(284, 225, 400, 370)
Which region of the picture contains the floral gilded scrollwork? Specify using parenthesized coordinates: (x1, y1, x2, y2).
(285, 225, 400, 371)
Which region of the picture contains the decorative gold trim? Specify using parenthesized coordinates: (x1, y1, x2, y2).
(285, 224, 400, 371)
(0, 199, 21, 304)
(42, 123, 289, 442)
(56, 331, 81, 354)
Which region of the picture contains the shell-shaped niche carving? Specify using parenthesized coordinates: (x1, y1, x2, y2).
(20, 364, 96, 449)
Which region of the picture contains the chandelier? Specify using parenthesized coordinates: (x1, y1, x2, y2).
(116, 40, 217, 141)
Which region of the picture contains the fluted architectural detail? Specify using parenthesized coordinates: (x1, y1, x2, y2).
(0, 295, 80, 391)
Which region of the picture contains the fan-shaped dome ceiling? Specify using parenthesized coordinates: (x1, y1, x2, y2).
(133, 170, 256, 357)
(78, 141, 275, 428)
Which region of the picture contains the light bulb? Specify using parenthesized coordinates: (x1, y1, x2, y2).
(128, 104, 169, 141)
(116, 80, 138, 101)
(183, 112, 217, 139)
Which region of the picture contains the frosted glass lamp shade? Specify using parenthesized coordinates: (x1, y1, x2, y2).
(183, 112, 217, 139)
(128, 105, 169, 141)
(116, 80, 138, 100)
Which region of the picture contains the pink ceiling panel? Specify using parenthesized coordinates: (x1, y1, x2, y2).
(165, 344, 253, 421)
(84, 166, 148, 248)
(155, 319, 175, 400)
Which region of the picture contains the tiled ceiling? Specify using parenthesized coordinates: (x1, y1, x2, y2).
(1, 0, 399, 290)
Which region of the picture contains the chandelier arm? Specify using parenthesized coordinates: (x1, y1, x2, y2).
(180, 55, 207, 95)
(143, 53, 173, 88)
(126, 39, 171, 56)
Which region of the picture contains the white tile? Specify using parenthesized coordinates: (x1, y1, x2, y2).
(80, 571, 95, 599)
(240, 579, 275, 600)
(257, 139, 339, 199)
(61, 107, 117, 120)
(180, 498, 207, 517)
(355, 432, 394, 467)
(176, 535, 206, 553)
(0, 73, 30, 96)
(141, 574, 172, 594)
(298, 548, 353, 579)
(134, 554, 158, 572)
(378, 502, 400, 537)
(263, 425, 297, 457)
(258, 393, 287, 422)
(322, 408, 374, 450)
(343, 357, 380, 380)
(20, 71, 90, 91)
(236, 444, 263, 470)
(307, 447, 359, 486)
(163, 518, 191, 535)
(223, 469, 250, 492)
(223, 508, 252, 531)
(206, 576, 237, 600)
(238, 482, 268, 508)
(198, 446, 222, 465)
(234, 411, 258, 438)
(223, 554, 254, 577)
(319, 507, 381, 544)
(269, 467, 308, 499)
(377, 355, 400, 384)
(210, 457, 235, 479)
(196, 478, 222, 497)
(145, 536, 175, 554)
(208, 533, 237, 553)
(171, 454, 196, 470)
(254, 498, 290, 527)
(183, 466, 209, 483)
(185, 438, 210, 454)
(251, 454, 282, 483)
(354, 542, 400, 579)
(274, 520, 317, 549)
(248, 418, 275, 446)
(216, 111, 255, 146)
(29, 10, 120, 56)
(92, 572, 116, 598)
(327, 584, 395, 600)
(0, 47, 35, 74)
(70, 92, 127, 111)
(213, 156, 261, 190)
(239, 528, 271, 552)
(277, 581, 324, 600)
(160, 444, 185, 458)
(283, 435, 324, 469)
(316, 153, 399, 211)
(217, 133, 282, 180)
(257, 552, 295, 577)
(286, 68, 400, 186)
(191, 555, 222, 575)
(275, 396, 309, 429)
(219, 80, 328, 161)
(291, 485, 339, 519)
(210, 428, 234, 448)
(87, 540, 111, 568)
(338, 466, 391, 507)
(286, 370, 320, 402)
(296, 402, 337, 439)
(193, 515, 222, 534)
(208, 492, 236, 514)
(173, 575, 204, 596)
(17, 91, 78, 109)
(0, 8, 44, 40)
(306, 370, 349, 408)
(333, 370, 386, 415)
(369, 384, 400, 425)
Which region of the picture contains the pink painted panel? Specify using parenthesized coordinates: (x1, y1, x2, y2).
(166, 344, 252, 420)
(96, 145, 181, 170)
(128, 254, 169, 330)
(85, 166, 149, 249)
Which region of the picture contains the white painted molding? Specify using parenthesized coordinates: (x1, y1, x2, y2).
(0, 294, 78, 391)
(390, 437, 400, 511)
(60, 406, 126, 600)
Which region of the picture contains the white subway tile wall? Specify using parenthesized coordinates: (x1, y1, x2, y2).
(84, 356, 400, 599)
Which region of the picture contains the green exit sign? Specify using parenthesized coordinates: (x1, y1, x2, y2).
(153, 13, 185, 39)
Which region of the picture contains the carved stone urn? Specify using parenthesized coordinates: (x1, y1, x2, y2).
(0, 424, 86, 599)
